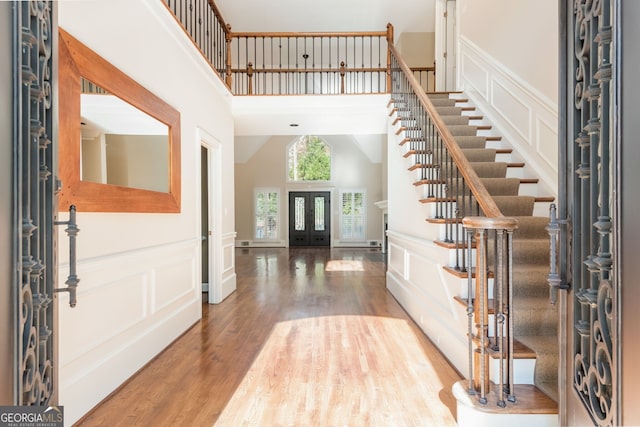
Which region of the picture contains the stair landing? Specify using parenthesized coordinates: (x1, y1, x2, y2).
(453, 381, 558, 427)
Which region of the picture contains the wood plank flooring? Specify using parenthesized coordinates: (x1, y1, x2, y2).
(75, 247, 461, 426)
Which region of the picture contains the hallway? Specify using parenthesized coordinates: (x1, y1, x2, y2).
(75, 248, 461, 426)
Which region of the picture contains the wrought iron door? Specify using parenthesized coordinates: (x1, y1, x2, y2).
(289, 192, 331, 246)
(557, 0, 619, 425)
(14, 0, 59, 406)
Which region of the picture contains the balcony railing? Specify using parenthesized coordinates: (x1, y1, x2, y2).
(162, 1, 436, 95)
(230, 30, 390, 95)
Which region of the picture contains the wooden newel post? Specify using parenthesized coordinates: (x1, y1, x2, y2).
(433, 60, 437, 91)
(225, 24, 233, 89)
(340, 61, 346, 94)
(247, 62, 254, 95)
(386, 23, 394, 93)
(473, 227, 490, 399)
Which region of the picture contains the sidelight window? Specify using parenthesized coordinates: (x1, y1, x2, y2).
(340, 190, 366, 241)
(255, 188, 279, 241)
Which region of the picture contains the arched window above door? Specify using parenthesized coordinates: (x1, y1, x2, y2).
(287, 135, 331, 182)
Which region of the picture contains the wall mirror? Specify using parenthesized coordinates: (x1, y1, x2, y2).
(59, 28, 181, 212)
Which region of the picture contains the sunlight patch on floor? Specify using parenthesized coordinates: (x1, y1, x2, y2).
(325, 260, 365, 271)
(214, 315, 456, 426)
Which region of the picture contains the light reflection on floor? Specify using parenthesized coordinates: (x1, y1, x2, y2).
(325, 259, 365, 271)
(214, 315, 457, 426)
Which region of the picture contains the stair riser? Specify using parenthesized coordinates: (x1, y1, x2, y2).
(457, 405, 558, 427)
(490, 357, 536, 386)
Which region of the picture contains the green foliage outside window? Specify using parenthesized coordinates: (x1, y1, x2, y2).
(288, 135, 331, 181)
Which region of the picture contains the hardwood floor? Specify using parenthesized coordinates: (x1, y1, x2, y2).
(75, 247, 461, 426)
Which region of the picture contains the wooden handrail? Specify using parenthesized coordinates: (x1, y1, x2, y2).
(409, 66, 436, 73)
(232, 67, 386, 74)
(229, 30, 388, 38)
(386, 23, 394, 93)
(388, 43, 504, 218)
(206, 0, 230, 35)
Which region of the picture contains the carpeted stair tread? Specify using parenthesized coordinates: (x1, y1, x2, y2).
(513, 297, 558, 336)
(537, 381, 559, 403)
(481, 178, 521, 196)
(454, 135, 487, 148)
(516, 335, 560, 399)
(429, 98, 458, 107)
(436, 106, 463, 116)
(442, 116, 470, 126)
(460, 148, 497, 162)
(511, 216, 550, 239)
(512, 265, 553, 297)
(427, 92, 455, 99)
(447, 125, 481, 136)
(469, 162, 508, 178)
(446, 177, 521, 197)
(511, 239, 550, 264)
(493, 195, 535, 216)
(488, 237, 549, 266)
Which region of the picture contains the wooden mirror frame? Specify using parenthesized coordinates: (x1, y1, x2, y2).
(59, 28, 181, 213)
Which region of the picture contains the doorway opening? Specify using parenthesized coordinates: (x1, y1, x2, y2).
(201, 145, 210, 294)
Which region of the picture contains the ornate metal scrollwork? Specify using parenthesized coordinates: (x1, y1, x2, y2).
(572, 0, 616, 425)
(16, 0, 56, 406)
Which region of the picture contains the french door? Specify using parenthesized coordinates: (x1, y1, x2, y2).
(288, 192, 331, 246)
(559, 0, 619, 425)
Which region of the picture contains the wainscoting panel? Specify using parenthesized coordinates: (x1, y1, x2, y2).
(460, 51, 489, 99)
(218, 232, 237, 303)
(535, 116, 559, 169)
(61, 271, 148, 364)
(459, 37, 559, 195)
(58, 239, 201, 424)
(491, 79, 532, 142)
(388, 241, 407, 279)
(386, 231, 468, 374)
(153, 256, 197, 313)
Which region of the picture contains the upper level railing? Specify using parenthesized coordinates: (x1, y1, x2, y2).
(230, 29, 390, 95)
(162, 0, 435, 94)
(164, 0, 230, 81)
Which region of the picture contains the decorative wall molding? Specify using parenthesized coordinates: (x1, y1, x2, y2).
(386, 231, 469, 374)
(58, 239, 201, 420)
(458, 36, 559, 197)
(215, 232, 237, 303)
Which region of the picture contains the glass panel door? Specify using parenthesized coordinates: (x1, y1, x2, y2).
(289, 192, 330, 246)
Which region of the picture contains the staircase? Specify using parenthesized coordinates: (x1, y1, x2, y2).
(388, 91, 559, 425)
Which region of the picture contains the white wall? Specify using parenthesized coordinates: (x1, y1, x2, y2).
(458, 0, 558, 103)
(57, 0, 235, 424)
(456, 0, 559, 196)
(235, 134, 384, 246)
(396, 32, 435, 68)
(385, 116, 469, 374)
